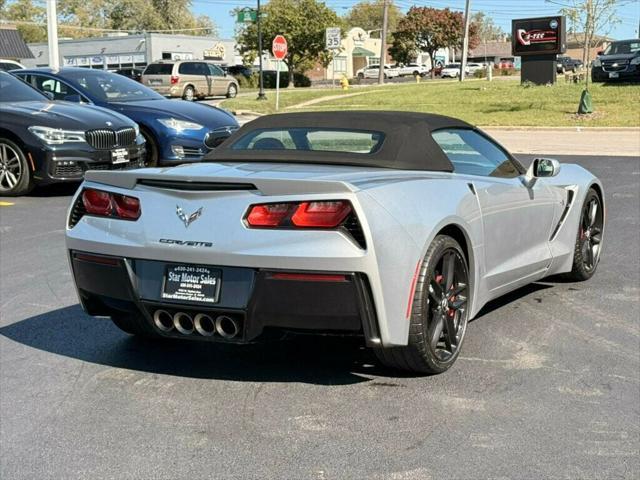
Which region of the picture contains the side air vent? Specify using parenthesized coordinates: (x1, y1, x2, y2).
(137, 179, 257, 191)
(550, 189, 575, 241)
(68, 193, 87, 228)
(342, 212, 367, 249)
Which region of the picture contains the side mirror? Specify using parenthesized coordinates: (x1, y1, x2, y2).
(43, 91, 54, 101)
(64, 94, 82, 103)
(596, 50, 603, 56)
(524, 158, 561, 187)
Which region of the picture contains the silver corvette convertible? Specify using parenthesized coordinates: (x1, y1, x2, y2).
(66, 112, 604, 374)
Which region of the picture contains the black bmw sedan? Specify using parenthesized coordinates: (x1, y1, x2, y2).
(0, 71, 145, 196)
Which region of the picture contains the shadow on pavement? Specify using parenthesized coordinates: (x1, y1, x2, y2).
(0, 304, 383, 385)
(472, 281, 554, 321)
(28, 183, 81, 197)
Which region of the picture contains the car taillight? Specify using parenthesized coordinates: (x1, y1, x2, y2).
(245, 200, 352, 229)
(80, 188, 141, 220)
(291, 201, 352, 228)
(170, 75, 179, 85)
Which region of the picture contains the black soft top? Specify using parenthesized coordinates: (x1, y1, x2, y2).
(206, 111, 475, 171)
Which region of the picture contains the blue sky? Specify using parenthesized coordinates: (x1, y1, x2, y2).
(192, 0, 640, 41)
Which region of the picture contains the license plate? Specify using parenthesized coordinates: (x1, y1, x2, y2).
(111, 148, 129, 164)
(162, 265, 221, 304)
(149, 79, 162, 85)
(609, 72, 619, 79)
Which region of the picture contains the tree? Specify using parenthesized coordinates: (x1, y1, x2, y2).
(394, 7, 479, 78)
(470, 11, 505, 64)
(345, 0, 401, 38)
(236, 0, 342, 86)
(3, 0, 47, 43)
(389, 30, 417, 64)
(558, 0, 621, 64)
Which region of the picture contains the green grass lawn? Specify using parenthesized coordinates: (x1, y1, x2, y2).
(223, 79, 640, 127)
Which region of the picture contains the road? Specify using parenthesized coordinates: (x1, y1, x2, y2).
(1, 154, 638, 479)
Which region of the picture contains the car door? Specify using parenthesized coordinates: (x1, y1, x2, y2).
(432, 128, 559, 295)
(207, 63, 226, 95)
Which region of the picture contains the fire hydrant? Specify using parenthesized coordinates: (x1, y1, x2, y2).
(340, 75, 349, 90)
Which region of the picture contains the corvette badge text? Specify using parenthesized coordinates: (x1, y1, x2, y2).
(159, 239, 213, 247)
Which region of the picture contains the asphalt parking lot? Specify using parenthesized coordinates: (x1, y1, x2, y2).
(1, 154, 638, 479)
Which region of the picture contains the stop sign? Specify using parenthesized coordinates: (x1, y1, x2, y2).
(272, 35, 288, 60)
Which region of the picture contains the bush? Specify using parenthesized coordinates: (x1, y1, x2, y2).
(235, 73, 258, 89)
(500, 68, 516, 76)
(260, 71, 311, 88)
(473, 69, 487, 79)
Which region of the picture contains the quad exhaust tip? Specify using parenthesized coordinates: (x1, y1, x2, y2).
(173, 312, 194, 335)
(153, 310, 174, 332)
(154, 310, 240, 339)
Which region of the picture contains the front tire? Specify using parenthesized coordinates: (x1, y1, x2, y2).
(140, 127, 159, 167)
(565, 188, 603, 281)
(226, 83, 238, 98)
(374, 235, 470, 374)
(0, 138, 33, 196)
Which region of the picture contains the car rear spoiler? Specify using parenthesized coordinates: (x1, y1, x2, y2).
(84, 170, 357, 196)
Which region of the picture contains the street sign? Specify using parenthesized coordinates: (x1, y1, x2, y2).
(326, 27, 341, 50)
(272, 35, 288, 60)
(236, 9, 257, 23)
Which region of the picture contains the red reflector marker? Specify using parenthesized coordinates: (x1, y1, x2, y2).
(113, 194, 141, 220)
(82, 189, 112, 216)
(269, 272, 348, 282)
(74, 252, 120, 266)
(246, 203, 293, 227)
(291, 201, 352, 228)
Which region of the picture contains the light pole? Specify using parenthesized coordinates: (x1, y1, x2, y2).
(459, 0, 471, 81)
(378, 0, 389, 84)
(46, 0, 59, 69)
(256, 0, 266, 100)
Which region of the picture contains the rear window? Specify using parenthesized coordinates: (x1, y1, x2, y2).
(230, 128, 385, 154)
(143, 63, 174, 75)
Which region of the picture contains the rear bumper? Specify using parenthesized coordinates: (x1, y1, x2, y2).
(69, 251, 380, 344)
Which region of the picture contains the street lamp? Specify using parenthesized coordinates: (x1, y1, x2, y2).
(256, 0, 266, 100)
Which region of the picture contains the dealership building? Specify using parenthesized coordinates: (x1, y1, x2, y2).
(24, 33, 240, 70)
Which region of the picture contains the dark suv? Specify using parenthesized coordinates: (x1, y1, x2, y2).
(556, 55, 583, 73)
(592, 39, 640, 82)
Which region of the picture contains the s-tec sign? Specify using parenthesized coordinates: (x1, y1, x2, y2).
(512, 16, 566, 56)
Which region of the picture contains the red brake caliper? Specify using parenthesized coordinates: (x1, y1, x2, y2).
(435, 274, 456, 317)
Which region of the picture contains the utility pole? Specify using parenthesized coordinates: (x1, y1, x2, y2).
(378, 0, 389, 84)
(46, 0, 59, 70)
(459, 0, 471, 81)
(256, 0, 266, 100)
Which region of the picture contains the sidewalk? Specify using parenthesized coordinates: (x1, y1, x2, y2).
(482, 127, 640, 157)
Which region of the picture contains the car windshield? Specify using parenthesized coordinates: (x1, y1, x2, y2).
(0, 72, 47, 102)
(603, 40, 640, 55)
(230, 128, 385, 155)
(61, 69, 163, 102)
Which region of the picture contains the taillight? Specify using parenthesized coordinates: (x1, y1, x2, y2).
(291, 201, 351, 228)
(170, 75, 179, 85)
(80, 188, 141, 220)
(245, 200, 352, 229)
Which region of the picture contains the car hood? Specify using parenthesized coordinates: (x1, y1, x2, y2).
(0, 101, 134, 130)
(110, 99, 237, 127)
(599, 53, 638, 62)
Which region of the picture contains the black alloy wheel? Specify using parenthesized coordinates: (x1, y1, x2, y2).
(0, 138, 33, 196)
(140, 127, 159, 168)
(566, 188, 604, 281)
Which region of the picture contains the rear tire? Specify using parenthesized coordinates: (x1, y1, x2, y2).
(564, 188, 603, 281)
(0, 138, 33, 196)
(182, 86, 195, 101)
(374, 235, 470, 374)
(226, 83, 238, 98)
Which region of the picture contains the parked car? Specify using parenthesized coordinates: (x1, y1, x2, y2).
(497, 58, 515, 69)
(440, 64, 467, 78)
(0, 59, 25, 71)
(14, 68, 239, 167)
(395, 63, 429, 77)
(355, 65, 400, 79)
(556, 56, 583, 73)
(0, 71, 145, 196)
(142, 60, 239, 101)
(466, 63, 485, 74)
(65, 111, 604, 374)
(223, 65, 253, 80)
(114, 68, 143, 82)
(591, 39, 640, 83)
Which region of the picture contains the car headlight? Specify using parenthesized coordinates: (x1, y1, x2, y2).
(630, 56, 640, 65)
(28, 126, 86, 145)
(158, 118, 204, 132)
(592, 57, 602, 67)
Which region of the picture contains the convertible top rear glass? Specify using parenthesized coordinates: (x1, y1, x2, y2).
(206, 111, 475, 171)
